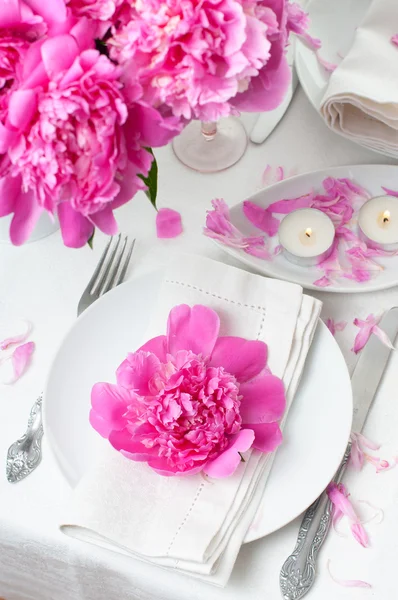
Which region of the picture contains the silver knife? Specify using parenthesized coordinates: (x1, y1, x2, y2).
(280, 307, 398, 600)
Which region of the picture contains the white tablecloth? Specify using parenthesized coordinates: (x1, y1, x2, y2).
(1, 88, 398, 600)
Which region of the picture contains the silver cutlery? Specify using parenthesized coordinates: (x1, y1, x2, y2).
(280, 307, 398, 599)
(6, 235, 135, 484)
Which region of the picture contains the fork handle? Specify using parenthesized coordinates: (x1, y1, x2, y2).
(279, 442, 351, 600)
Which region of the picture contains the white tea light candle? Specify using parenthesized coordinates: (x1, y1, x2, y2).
(358, 195, 398, 251)
(278, 208, 335, 266)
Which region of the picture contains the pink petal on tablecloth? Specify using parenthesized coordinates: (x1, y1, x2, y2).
(327, 482, 369, 547)
(1, 341, 35, 384)
(156, 208, 183, 239)
(391, 35, 398, 47)
(327, 560, 372, 589)
(325, 318, 347, 337)
(0, 320, 31, 350)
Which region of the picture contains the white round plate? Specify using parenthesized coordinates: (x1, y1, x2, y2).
(294, 0, 390, 156)
(44, 268, 352, 542)
(216, 164, 398, 293)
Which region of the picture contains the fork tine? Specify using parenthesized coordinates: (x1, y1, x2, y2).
(101, 235, 127, 295)
(95, 234, 121, 295)
(114, 238, 135, 287)
(86, 236, 113, 293)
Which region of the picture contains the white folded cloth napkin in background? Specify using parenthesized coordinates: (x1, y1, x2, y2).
(61, 255, 321, 587)
(320, 0, 398, 157)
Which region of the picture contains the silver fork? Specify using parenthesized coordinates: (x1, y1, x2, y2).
(6, 235, 135, 484)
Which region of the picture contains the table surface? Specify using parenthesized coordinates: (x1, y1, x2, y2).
(1, 87, 398, 600)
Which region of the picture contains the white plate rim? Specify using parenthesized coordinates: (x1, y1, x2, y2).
(293, 0, 394, 159)
(213, 163, 398, 294)
(43, 268, 353, 543)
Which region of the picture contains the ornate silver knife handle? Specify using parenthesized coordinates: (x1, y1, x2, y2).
(6, 395, 44, 483)
(280, 442, 352, 600)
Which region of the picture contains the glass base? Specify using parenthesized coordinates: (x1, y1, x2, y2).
(172, 118, 248, 173)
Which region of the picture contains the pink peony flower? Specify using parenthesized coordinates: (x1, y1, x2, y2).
(67, 0, 126, 22)
(90, 304, 286, 477)
(109, 0, 291, 121)
(0, 24, 178, 246)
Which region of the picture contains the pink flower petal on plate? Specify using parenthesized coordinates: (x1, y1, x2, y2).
(0, 319, 31, 350)
(268, 193, 314, 214)
(248, 422, 283, 452)
(204, 429, 255, 478)
(313, 276, 332, 288)
(381, 186, 398, 197)
(156, 208, 183, 239)
(243, 201, 279, 237)
(240, 373, 286, 424)
(167, 304, 220, 357)
(209, 337, 267, 382)
(327, 560, 372, 589)
(391, 35, 398, 47)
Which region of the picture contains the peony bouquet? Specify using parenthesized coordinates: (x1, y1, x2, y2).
(0, 1, 303, 247)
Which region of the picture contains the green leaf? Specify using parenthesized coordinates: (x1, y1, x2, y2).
(138, 148, 158, 210)
(87, 229, 95, 249)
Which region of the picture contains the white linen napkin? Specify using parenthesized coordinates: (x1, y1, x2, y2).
(61, 255, 321, 586)
(320, 0, 398, 157)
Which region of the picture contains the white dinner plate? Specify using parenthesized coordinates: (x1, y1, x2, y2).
(294, 0, 387, 156)
(214, 164, 398, 294)
(44, 267, 352, 542)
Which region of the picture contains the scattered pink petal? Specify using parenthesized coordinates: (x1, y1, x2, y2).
(327, 482, 369, 547)
(243, 201, 279, 237)
(350, 432, 395, 473)
(382, 186, 398, 197)
(352, 313, 395, 353)
(261, 165, 290, 187)
(204, 199, 271, 260)
(391, 35, 398, 47)
(327, 560, 372, 589)
(262, 164, 273, 186)
(0, 320, 32, 351)
(1, 341, 35, 384)
(325, 319, 347, 337)
(156, 208, 182, 239)
(313, 276, 332, 288)
(273, 244, 282, 256)
(316, 52, 337, 73)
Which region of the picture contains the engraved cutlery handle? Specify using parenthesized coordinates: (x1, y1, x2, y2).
(280, 443, 351, 600)
(6, 395, 44, 483)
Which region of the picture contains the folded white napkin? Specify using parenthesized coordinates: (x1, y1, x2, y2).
(320, 0, 398, 157)
(61, 255, 321, 586)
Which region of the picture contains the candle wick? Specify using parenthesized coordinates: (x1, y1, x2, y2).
(383, 217, 389, 224)
(305, 231, 311, 238)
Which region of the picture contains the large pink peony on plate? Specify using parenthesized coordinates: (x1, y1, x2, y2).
(90, 304, 286, 478)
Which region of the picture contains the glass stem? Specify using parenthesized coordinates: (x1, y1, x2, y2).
(201, 121, 217, 141)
